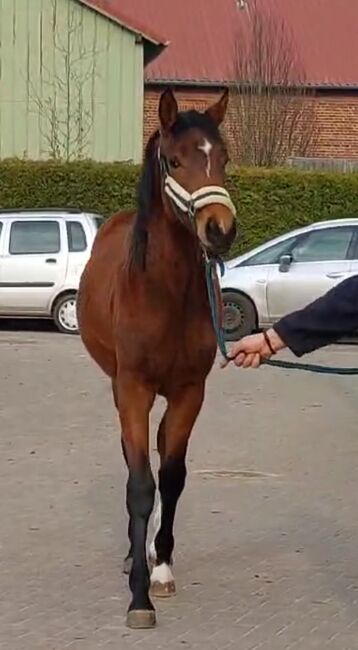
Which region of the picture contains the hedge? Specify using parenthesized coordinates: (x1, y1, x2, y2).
(1, 159, 358, 258)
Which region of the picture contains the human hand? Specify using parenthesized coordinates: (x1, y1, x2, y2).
(221, 329, 285, 369)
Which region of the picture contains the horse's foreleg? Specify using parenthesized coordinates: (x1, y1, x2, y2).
(150, 383, 205, 598)
(121, 438, 135, 575)
(112, 380, 134, 575)
(116, 377, 156, 629)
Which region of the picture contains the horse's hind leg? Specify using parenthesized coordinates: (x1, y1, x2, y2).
(150, 383, 205, 598)
(115, 376, 157, 629)
(148, 417, 166, 567)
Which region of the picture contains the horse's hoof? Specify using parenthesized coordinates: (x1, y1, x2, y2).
(151, 580, 176, 599)
(126, 609, 156, 629)
(123, 556, 133, 575)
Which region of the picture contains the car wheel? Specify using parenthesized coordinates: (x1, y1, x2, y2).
(222, 291, 256, 341)
(53, 293, 79, 335)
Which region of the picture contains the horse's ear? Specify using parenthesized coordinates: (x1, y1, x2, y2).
(205, 88, 229, 126)
(159, 88, 178, 132)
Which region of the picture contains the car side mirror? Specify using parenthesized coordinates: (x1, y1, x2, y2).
(279, 254, 292, 273)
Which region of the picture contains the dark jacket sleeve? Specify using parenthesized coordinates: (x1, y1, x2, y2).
(273, 275, 358, 357)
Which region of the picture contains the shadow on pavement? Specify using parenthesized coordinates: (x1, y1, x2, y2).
(0, 318, 57, 334)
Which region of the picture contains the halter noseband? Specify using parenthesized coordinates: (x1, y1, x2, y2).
(158, 148, 237, 230)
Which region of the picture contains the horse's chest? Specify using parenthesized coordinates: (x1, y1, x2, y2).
(117, 269, 217, 384)
(152, 305, 217, 386)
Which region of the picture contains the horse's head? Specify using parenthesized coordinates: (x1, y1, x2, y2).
(157, 88, 237, 256)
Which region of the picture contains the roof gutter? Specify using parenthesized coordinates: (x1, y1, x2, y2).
(145, 79, 229, 88)
(77, 0, 168, 47)
(145, 79, 358, 91)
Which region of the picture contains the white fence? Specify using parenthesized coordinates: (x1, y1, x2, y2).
(287, 157, 358, 173)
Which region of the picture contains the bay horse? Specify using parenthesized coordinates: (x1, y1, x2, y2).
(77, 88, 237, 629)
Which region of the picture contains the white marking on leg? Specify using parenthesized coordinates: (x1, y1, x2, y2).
(149, 501, 162, 562)
(150, 562, 174, 585)
(198, 138, 212, 178)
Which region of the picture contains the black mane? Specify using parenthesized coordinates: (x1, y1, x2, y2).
(130, 129, 160, 270)
(130, 110, 223, 270)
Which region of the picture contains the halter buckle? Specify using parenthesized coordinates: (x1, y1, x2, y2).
(188, 200, 196, 222)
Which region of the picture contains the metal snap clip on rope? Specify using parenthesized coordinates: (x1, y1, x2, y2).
(188, 200, 196, 228)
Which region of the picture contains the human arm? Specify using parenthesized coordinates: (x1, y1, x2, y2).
(224, 274, 358, 368)
(273, 274, 358, 357)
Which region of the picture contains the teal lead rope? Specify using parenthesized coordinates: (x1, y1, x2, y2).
(205, 256, 230, 361)
(264, 358, 358, 375)
(205, 256, 358, 375)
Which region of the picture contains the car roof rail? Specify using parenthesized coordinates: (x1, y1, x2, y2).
(0, 207, 83, 214)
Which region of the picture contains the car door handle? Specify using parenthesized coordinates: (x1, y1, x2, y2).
(45, 258, 57, 264)
(256, 278, 266, 284)
(326, 272, 344, 279)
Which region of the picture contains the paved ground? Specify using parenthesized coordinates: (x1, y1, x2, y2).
(1, 328, 358, 649)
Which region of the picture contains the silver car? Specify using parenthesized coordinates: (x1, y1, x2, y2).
(0, 208, 104, 334)
(220, 218, 358, 340)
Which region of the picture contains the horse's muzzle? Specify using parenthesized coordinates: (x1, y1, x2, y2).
(205, 218, 237, 255)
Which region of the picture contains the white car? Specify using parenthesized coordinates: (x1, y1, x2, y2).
(0, 208, 104, 334)
(220, 218, 358, 340)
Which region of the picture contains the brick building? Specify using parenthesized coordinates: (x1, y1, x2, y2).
(121, 0, 358, 163)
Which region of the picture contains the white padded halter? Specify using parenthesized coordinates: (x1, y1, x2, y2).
(164, 175, 237, 218)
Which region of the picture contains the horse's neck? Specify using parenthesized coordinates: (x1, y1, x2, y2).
(156, 208, 200, 257)
(147, 209, 203, 287)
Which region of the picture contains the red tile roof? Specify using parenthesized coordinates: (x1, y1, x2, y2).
(116, 0, 358, 88)
(77, 0, 168, 46)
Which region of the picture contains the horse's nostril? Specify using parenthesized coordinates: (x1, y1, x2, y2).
(206, 217, 222, 243)
(205, 218, 236, 253)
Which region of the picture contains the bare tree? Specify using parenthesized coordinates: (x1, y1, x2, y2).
(229, 0, 318, 166)
(30, 0, 100, 160)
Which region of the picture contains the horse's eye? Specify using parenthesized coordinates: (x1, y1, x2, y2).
(169, 157, 181, 169)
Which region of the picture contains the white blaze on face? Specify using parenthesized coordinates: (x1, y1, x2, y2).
(198, 138, 212, 178)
